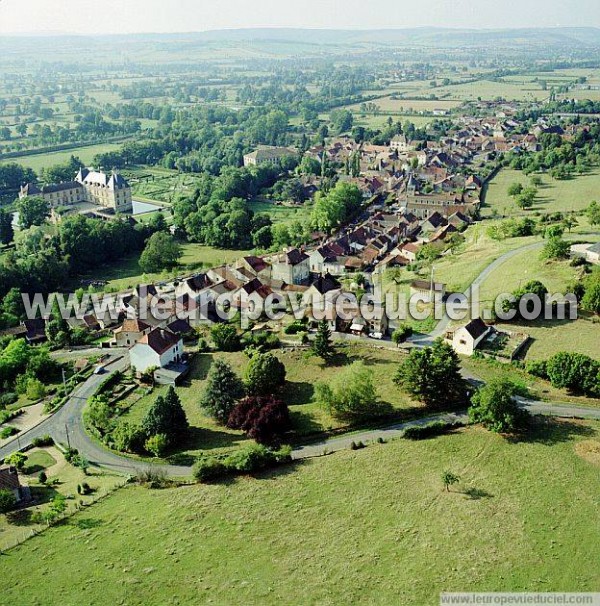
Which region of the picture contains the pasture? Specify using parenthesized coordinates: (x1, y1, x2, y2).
(3, 420, 600, 605)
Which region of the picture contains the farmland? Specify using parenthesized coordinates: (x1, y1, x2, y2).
(3, 420, 600, 605)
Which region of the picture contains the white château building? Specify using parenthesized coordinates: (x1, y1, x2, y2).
(19, 168, 133, 213)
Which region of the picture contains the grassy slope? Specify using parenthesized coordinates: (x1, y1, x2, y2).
(483, 168, 600, 218)
(3, 421, 600, 605)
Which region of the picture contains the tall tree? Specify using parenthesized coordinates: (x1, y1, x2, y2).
(139, 231, 181, 272)
(313, 319, 335, 362)
(468, 378, 529, 433)
(0, 208, 14, 247)
(394, 339, 467, 410)
(16, 196, 49, 229)
(200, 359, 245, 424)
(244, 351, 286, 396)
(142, 386, 189, 444)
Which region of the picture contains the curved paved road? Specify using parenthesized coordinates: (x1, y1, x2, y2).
(410, 240, 545, 345)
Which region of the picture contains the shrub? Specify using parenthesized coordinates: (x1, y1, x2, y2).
(32, 434, 54, 447)
(545, 351, 600, 396)
(223, 444, 280, 473)
(526, 359, 548, 379)
(0, 392, 18, 409)
(0, 488, 17, 513)
(38, 471, 47, 484)
(134, 468, 169, 488)
(193, 458, 228, 483)
(0, 426, 18, 439)
(210, 323, 241, 352)
(145, 433, 169, 457)
(316, 361, 382, 421)
(403, 421, 463, 440)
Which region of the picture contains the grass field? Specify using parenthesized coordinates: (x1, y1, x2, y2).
(483, 167, 600, 218)
(475, 240, 600, 362)
(1, 143, 124, 173)
(248, 199, 312, 225)
(117, 343, 420, 460)
(3, 420, 600, 605)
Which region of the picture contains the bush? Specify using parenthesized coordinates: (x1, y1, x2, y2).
(210, 323, 241, 352)
(134, 468, 169, 488)
(38, 471, 47, 484)
(241, 331, 280, 351)
(0, 426, 19, 439)
(403, 421, 463, 440)
(0, 392, 18, 409)
(145, 433, 169, 457)
(193, 458, 228, 483)
(244, 352, 286, 396)
(32, 434, 54, 447)
(526, 359, 548, 379)
(284, 319, 307, 335)
(0, 488, 17, 513)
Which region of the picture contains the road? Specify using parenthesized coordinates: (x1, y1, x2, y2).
(409, 240, 545, 345)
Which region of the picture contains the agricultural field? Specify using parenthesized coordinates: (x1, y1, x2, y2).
(3, 420, 600, 604)
(0, 143, 125, 173)
(115, 343, 420, 460)
(483, 167, 600, 218)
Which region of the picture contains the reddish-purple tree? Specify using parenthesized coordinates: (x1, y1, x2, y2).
(227, 396, 291, 446)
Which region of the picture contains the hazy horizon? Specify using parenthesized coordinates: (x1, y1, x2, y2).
(2, 0, 600, 36)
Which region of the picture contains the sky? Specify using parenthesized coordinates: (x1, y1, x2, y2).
(0, 0, 599, 35)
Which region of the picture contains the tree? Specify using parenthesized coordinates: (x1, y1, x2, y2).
(441, 471, 460, 492)
(244, 351, 286, 396)
(503, 280, 548, 319)
(0, 208, 14, 247)
(311, 181, 362, 231)
(545, 352, 600, 397)
(515, 186, 536, 209)
(139, 232, 181, 272)
(315, 361, 380, 421)
(0, 489, 17, 513)
(210, 323, 240, 351)
(394, 339, 467, 410)
(468, 378, 529, 433)
(227, 395, 291, 446)
(145, 433, 169, 457)
(4, 452, 27, 470)
(312, 319, 335, 362)
(45, 300, 70, 347)
(585, 201, 600, 227)
(581, 270, 600, 315)
(141, 386, 188, 445)
(392, 324, 413, 346)
(507, 182, 523, 197)
(200, 359, 245, 423)
(87, 395, 113, 434)
(16, 196, 49, 229)
(541, 236, 570, 260)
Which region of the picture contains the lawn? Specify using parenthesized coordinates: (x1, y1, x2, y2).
(3, 420, 600, 605)
(248, 199, 312, 225)
(483, 167, 600, 218)
(117, 343, 421, 460)
(378, 222, 539, 295)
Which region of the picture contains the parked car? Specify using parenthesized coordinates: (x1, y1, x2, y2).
(368, 331, 383, 340)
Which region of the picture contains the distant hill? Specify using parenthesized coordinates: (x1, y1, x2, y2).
(1, 27, 599, 65)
